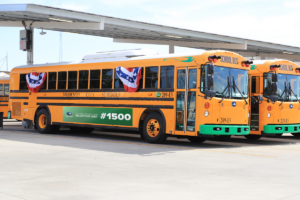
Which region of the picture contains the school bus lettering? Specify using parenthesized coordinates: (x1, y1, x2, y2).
(279, 64, 293, 71)
(63, 92, 80, 97)
(220, 56, 238, 65)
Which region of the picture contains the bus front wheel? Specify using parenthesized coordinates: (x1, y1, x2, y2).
(36, 109, 54, 134)
(244, 135, 261, 140)
(142, 113, 167, 144)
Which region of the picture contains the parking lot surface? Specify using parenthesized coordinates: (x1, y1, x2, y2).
(1, 121, 300, 200)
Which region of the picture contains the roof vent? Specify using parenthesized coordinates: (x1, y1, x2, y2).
(82, 48, 158, 61)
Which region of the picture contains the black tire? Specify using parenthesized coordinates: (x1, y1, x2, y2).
(142, 112, 167, 144)
(244, 135, 262, 140)
(188, 137, 206, 143)
(213, 135, 231, 141)
(69, 126, 94, 133)
(36, 109, 54, 134)
(292, 133, 300, 137)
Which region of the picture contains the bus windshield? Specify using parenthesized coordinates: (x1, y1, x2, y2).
(201, 65, 248, 99)
(263, 73, 300, 101)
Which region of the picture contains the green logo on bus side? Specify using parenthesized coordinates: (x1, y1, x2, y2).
(63, 107, 133, 126)
(156, 92, 161, 97)
(163, 57, 195, 62)
(250, 65, 258, 70)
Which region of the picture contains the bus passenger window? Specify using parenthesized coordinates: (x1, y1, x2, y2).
(4, 84, 9, 96)
(102, 69, 113, 89)
(114, 69, 124, 89)
(252, 76, 260, 94)
(188, 69, 197, 89)
(48, 72, 57, 90)
(160, 66, 174, 88)
(68, 71, 77, 90)
(58, 72, 67, 89)
(79, 70, 89, 89)
(20, 74, 27, 90)
(177, 69, 186, 89)
(0, 84, 2, 96)
(90, 70, 100, 89)
(145, 66, 158, 88)
(41, 74, 47, 90)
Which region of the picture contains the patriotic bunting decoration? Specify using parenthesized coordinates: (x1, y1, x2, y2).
(116, 67, 142, 92)
(26, 72, 47, 93)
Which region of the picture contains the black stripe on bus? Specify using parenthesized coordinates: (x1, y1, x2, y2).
(24, 102, 28, 105)
(10, 88, 174, 93)
(37, 97, 174, 101)
(37, 103, 173, 109)
(10, 97, 29, 99)
(52, 122, 139, 132)
(0, 101, 9, 102)
(0, 104, 8, 106)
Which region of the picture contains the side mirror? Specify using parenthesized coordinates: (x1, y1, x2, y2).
(207, 76, 214, 88)
(269, 95, 279, 103)
(205, 90, 216, 98)
(258, 95, 263, 101)
(272, 83, 277, 92)
(206, 64, 214, 75)
(272, 73, 278, 82)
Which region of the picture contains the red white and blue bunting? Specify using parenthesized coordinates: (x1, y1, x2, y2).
(26, 72, 47, 93)
(116, 67, 142, 92)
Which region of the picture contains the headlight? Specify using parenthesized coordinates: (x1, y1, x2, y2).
(267, 113, 271, 118)
(204, 111, 209, 117)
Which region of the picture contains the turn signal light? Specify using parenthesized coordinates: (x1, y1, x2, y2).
(248, 105, 250, 111)
(205, 102, 210, 109)
(208, 55, 221, 63)
(241, 60, 253, 67)
(267, 105, 272, 111)
(270, 65, 280, 71)
(295, 68, 300, 73)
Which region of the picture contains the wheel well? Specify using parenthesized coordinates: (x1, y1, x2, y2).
(139, 108, 166, 134)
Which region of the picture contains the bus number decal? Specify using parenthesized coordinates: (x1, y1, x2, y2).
(220, 56, 238, 65)
(280, 118, 289, 123)
(220, 118, 231, 123)
(63, 107, 133, 126)
(161, 92, 173, 98)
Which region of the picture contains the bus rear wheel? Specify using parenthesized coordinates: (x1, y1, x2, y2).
(142, 113, 167, 144)
(213, 135, 231, 141)
(244, 135, 261, 140)
(69, 126, 94, 133)
(188, 137, 206, 143)
(36, 109, 54, 134)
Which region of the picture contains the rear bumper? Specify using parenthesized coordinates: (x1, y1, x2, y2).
(199, 125, 250, 135)
(264, 124, 300, 134)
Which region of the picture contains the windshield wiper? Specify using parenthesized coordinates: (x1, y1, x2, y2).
(279, 82, 288, 106)
(218, 76, 231, 104)
(288, 82, 299, 103)
(232, 77, 248, 105)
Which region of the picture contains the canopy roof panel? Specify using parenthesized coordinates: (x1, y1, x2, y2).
(1, 3, 300, 60)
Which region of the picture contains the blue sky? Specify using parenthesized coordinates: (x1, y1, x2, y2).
(1, 0, 300, 70)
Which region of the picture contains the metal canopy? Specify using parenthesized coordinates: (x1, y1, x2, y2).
(1, 3, 300, 61)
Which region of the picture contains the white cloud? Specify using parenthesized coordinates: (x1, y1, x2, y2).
(284, 0, 300, 8)
(61, 3, 90, 11)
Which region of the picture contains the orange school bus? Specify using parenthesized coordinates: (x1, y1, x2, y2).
(9, 49, 251, 143)
(249, 60, 300, 139)
(0, 77, 10, 118)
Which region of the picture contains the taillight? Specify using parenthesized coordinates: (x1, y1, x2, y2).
(270, 65, 280, 71)
(208, 55, 221, 63)
(267, 106, 272, 111)
(205, 102, 210, 109)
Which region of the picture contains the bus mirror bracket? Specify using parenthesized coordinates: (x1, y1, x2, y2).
(206, 64, 214, 75)
(272, 73, 278, 82)
(205, 90, 216, 99)
(268, 95, 279, 104)
(207, 76, 214, 88)
(272, 82, 277, 92)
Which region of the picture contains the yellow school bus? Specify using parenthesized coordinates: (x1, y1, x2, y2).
(0, 77, 10, 118)
(249, 59, 300, 139)
(9, 49, 251, 143)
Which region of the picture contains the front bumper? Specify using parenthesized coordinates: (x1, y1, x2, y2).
(199, 125, 250, 135)
(264, 124, 300, 134)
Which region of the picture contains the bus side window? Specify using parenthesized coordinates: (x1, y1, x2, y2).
(68, 71, 78, 90)
(40, 73, 47, 90)
(20, 74, 27, 90)
(4, 84, 9, 96)
(58, 72, 67, 89)
(145, 66, 158, 88)
(102, 69, 113, 89)
(48, 72, 57, 90)
(188, 69, 197, 89)
(114, 69, 124, 89)
(0, 84, 2, 96)
(79, 70, 89, 89)
(160, 66, 174, 88)
(252, 76, 260, 94)
(90, 70, 101, 89)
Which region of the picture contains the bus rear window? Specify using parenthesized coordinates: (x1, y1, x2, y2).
(102, 69, 113, 89)
(145, 66, 158, 88)
(48, 72, 57, 90)
(68, 71, 78, 89)
(90, 70, 100, 89)
(20, 74, 27, 90)
(58, 72, 67, 89)
(4, 84, 9, 96)
(79, 70, 89, 89)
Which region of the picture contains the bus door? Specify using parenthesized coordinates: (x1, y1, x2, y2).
(250, 76, 260, 132)
(175, 67, 198, 134)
